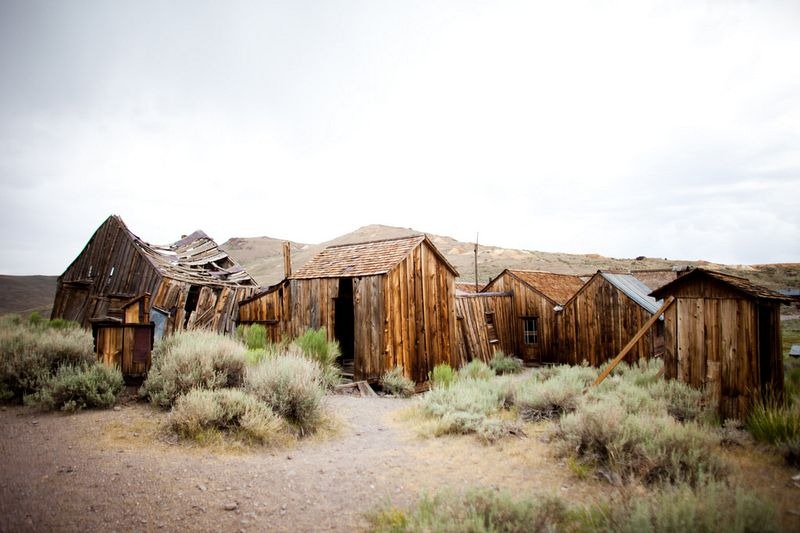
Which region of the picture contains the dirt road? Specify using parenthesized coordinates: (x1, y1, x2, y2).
(0, 394, 608, 532)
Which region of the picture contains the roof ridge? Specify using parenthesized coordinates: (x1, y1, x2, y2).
(326, 234, 425, 249)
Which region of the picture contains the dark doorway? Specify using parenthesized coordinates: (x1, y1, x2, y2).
(184, 285, 201, 328)
(334, 278, 355, 371)
(757, 304, 779, 398)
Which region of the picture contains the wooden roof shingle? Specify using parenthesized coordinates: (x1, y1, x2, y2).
(500, 270, 585, 305)
(650, 268, 795, 303)
(291, 235, 458, 279)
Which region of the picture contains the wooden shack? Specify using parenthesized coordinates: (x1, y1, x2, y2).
(561, 271, 664, 366)
(52, 215, 257, 337)
(650, 268, 794, 420)
(454, 291, 514, 364)
(482, 270, 584, 364)
(92, 294, 154, 379)
(241, 235, 459, 383)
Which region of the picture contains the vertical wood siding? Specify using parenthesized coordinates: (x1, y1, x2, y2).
(660, 275, 784, 420)
(560, 275, 656, 366)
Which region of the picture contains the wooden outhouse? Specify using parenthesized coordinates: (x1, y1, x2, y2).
(561, 271, 664, 366)
(52, 215, 257, 338)
(650, 268, 794, 420)
(242, 235, 459, 383)
(482, 270, 584, 364)
(454, 291, 514, 364)
(92, 294, 154, 379)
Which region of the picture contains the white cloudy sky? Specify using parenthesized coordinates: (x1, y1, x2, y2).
(1, 0, 798, 275)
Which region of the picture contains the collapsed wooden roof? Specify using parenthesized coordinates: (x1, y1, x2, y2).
(650, 268, 795, 303)
(291, 235, 459, 279)
(489, 269, 585, 305)
(109, 215, 256, 287)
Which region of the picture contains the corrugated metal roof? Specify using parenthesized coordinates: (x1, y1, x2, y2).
(601, 272, 662, 314)
(291, 235, 458, 279)
(506, 270, 585, 305)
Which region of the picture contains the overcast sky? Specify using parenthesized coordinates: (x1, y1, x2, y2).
(1, 0, 798, 275)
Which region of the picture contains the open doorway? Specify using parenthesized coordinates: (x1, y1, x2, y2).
(184, 285, 201, 328)
(334, 278, 355, 379)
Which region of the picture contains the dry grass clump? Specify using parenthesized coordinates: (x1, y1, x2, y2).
(457, 359, 495, 381)
(557, 400, 726, 485)
(488, 352, 523, 375)
(245, 349, 326, 436)
(513, 371, 586, 422)
(139, 331, 247, 408)
(420, 377, 516, 442)
(381, 366, 415, 398)
(169, 388, 287, 446)
(366, 481, 777, 533)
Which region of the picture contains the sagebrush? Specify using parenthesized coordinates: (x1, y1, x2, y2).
(381, 366, 415, 397)
(139, 331, 247, 408)
(25, 363, 123, 412)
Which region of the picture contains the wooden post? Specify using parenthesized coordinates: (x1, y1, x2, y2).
(591, 296, 675, 387)
(283, 241, 292, 279)
(474, 233, 479, 293)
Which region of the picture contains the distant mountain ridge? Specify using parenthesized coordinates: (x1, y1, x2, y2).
(1, 224, 794, 318)
(221, 224, 799, 292)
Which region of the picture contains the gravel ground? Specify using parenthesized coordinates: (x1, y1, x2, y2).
(1, 393, 799, 532)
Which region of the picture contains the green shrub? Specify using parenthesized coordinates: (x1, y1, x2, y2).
(422, 378, 513, 441)
(513, 373, 584, 421)
(488, 351, 523, 375)
(245, 350, 325, 435)
(236, 323, 267, 351)
(27, 311, 45, 328)
(0, 319, 95, 402)
(429, 363, 455, 388)
(24, 363, 123, 412)
(139, 331, 247, 408)
(531, 363, 598, 386)
(457, 359, 495, 381)
(291, 328, 342, 389)
(557, 400, 726, 485)
(746, 398, 800, 445)
(381, 366, 415, 397)
(169, 388, 286, 445)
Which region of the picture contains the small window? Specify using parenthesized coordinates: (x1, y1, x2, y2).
(523, 317, 538, 345)
(484, 312, 494, 325)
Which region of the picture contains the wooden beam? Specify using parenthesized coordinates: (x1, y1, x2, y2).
(591, 296, 675, 387)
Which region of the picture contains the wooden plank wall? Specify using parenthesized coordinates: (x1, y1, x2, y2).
(237, 284, 289, 343)
(560, 275, 655, 366)
(660, 276, 784, 420)
(454, 293, 514, 365)
(383, 241, 457, 383)
(485, 273, 563, 364)
(94, 324, 153, 378)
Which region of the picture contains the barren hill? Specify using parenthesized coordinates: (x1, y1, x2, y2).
(0, 275, 58, 316)
(221, 224, 800, 292)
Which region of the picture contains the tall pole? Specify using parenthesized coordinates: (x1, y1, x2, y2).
(474, 232, 479, 292)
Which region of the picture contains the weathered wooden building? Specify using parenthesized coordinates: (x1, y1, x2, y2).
(454, 291, 514, 364)
(482, 270, 585, 364)
(240, 235, 459, 383)
(52, 215, 257, 337)
(650, 268, 794, 420)
(560, 271, 664, 366)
